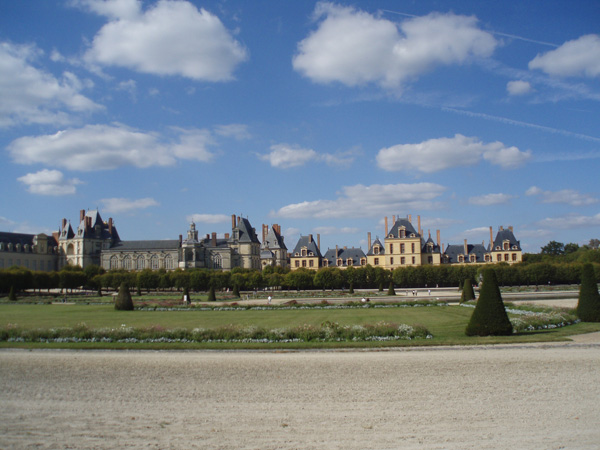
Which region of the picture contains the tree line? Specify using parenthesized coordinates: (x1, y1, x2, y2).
(1, 258, 599, 297)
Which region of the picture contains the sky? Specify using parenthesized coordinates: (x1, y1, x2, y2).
(1, 0, 599, 255)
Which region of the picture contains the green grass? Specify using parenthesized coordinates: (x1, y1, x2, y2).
(1, 303, 598, 349)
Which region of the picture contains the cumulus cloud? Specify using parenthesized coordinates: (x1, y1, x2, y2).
(0, 42, 101, 128)
(506, 80, 532, 96)
(529, 34, 600, 78)
(293, 4, 497, 89)
(377, 134, 531, 173)
(81, 0, 248, 81)
(526, 186, 598, 206)
(468, 193, 515, 206)
(186, 214, 231, 224)
(312, 226, 360, 235)
(271, 183, 446, 219)
(17, 169, 82, 196)
(7, 123, 216, 171)
(258, 143, 356, 169)
(213, 123, 251, 140)
(100, 197, 159, 214)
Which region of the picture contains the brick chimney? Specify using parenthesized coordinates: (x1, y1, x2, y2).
(62, 218, 67, 229)
(385, 216, 389, 236)
(308, 234, 313, 243)
(80, 209, 85, 222)
(317, 234, 320, 250)
(231, 214, 236, 229)
(418, 215, 421, 235)
(211, 232, 217, 247)
(368, 232, 372, 250)
(108, 218, 113, 235)
(408, 214, 412, 223)
(464, 239, 468, 256)
(509, 225, 514, 233)
(179, 234, 182, 246)
(437, 230, 441, 247)
(225, 233, 230, 239)
(489, 226, 494, 248)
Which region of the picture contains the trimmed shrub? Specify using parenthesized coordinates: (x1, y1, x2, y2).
(460, 278, 475, 303)
(114, 283, 134, 311)
(232, 284, 240, 298)
(8, 285, 17, 301)
(576, 263, 600, 322)
(387, 281, 396, 296)
(207, 286, 216, 302)
(348, 282, 354, 294)
(465, 269, 512, 336)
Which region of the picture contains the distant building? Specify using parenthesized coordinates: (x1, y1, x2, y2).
(260, 224, 288, 269)
(290, 234, 322, 270)
(0, 232, 58, 271)
(322, 246, 366, 268)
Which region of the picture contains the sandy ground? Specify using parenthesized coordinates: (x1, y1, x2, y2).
(1, 338, 600, 450)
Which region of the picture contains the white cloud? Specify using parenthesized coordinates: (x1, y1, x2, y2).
(376, 134, 531, 173)
(100, 197, 159, 214)
(536, 213, 600, 230)
(258, 143, 356, 169)
(17, 169, 82, 196)
(272, 182, 446, 219)
(468, 193, 515, 206)
(7, 124, 216, 171)
(293, 5, 497, 89)
(213, 123, 251, 140)
(0, 42, 101, 128)
(82, 0, 248, 81)
(312, 226, 360, 235)
(187, 214, 231, 224)
(506, 80, 532, 96)
(526, 186, 598, 206)
(529, 34, 600, 78)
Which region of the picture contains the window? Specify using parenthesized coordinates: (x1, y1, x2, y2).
(309, 260, 314, 267)
(458, 255, 464, 263)
(360, 258, 366, 266)
(401, 257, 405, 265)
(347, 258, 353, 266)
(390, 257, 394, 265)
(504, 254, 509, 262)
(302, 260, 307, 267)
(512, 253, 517, 262)
(374, 257, 379, 265)
(411, 243, 415, 253)
(110, 255, 119, 270)
(374, 246, 380, 255)
(503, 242, 510, 250)
(295, 260, 300, 268)
(485, 255, 491, 262)
(496, 254, 501, 262)
(412, 257, 416, 264)
(151, 255, 159, 270)
(137, 256, 145, 269)
(470, 255, 476, 263)
(165, 255, 174, 270)
(389, 244, 394, 253)
(123, 255, 132, 270)
(301, 248, 307, 257)
(428, 256, 433, 264)
(399, 229, 406, 238)
(400, 243, 405, 253)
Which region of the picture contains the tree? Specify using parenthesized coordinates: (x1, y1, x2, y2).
(460, 278, 475, 303)
(576, 263, 600, 322)
(588, 239, 600, 250)
(465, 269, 512, 336)
(541, 241, 565, 256)
(564, 243, 580, 255)
(387, 281, 396, 296)
(114, 282, 134, 311)
(232, 284, 240, 298)
(207, 285, 216, 302)
(8, 285, 17, 301)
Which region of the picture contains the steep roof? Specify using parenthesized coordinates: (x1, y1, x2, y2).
(235, 217, 260, 244)
(323, 247, 366, 267)
(262, 226, 287, 250)
(422, 236, 441, 253)
(388, 218, 420, 238)
(493, 228, 521, 251)
(367, 238, 385, 256)
(291, 235, 322, 258)
(444, 243, 488, 264)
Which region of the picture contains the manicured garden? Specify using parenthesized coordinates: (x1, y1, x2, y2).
(1, 298, 595, 349)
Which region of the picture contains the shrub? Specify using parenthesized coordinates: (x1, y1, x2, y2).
(460, 278, 475, 303)
(576, 263, 600, 322)
(232, 284, 240, 298)
(8, 285, 17, 301)
(465, 269, 512, 336)
(387, 281, 396, 296)
(207, 286, 216, 302)
(114, 283, 134, 311)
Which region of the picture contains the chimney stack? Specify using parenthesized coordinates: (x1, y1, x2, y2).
(317, 234, 321, 250)
(409, 214, 412, 223)
(308, 234, 313, 243)
(211, 232, 217, 247)
(437, 230, 441, 247)
(392, 215, 396, 224)
(418, 215, 421, 235)
(336, 245, 339, 260)
(489, 226, 494, 248)
(231, 214, 236, 229)
(464, 239, 468, 256)
(385, 216, 389, 236)
(80, 209, 85, 222)
(179, 234, 182, 246)
(62, 218, 67, 229)
(368, 232, 372, 250)
(108, 218, 113, 235)
(509, 225, 513, 233)
(225, 233, 230, 239)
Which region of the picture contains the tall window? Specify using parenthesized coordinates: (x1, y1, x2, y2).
(137, 256, 145, 269)
(411, 243, 415, 253)
(374, 257, 379, 265)
(165, 255, 174, 269)
(110, 255, 119, 270)
(389, 244, 394, 253)
(123, 255, 132, 270)
(151, 255, 159, 270)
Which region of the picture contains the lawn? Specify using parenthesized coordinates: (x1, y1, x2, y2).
(2, 301, 598, 349)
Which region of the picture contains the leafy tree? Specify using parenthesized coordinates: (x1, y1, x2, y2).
(284, 269, 314, 290)
(465, 269, 512, 336)
(541, 241, 565, 256)
(576, 263, 600, 322)
(564, 243, 580, 255)
(460, 278, 475, 303)
(114, 282, 134, 311)
(588, 239, 600, 250)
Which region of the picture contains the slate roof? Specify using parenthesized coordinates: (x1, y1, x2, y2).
(388, 218, 420, 238)
(367, 238, 385, 256)
(109, 240, 180, 251)
(443, 243, 488, 264)
(291, 235, 322, 258)
(0, 232, 35, 251)
(235, 217, 260, 244)
(323, 247, 366, 267)
(493, 228, 521, 251)
(262, 226, 287, 250)
(422, 236, 441, 253)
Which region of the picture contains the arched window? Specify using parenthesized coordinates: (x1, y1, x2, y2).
(165, 255, 174, 270)
(212, 253, 222, 269)
(137, 256, 145, 270)
(123, 255, 132, 270)
(151, 255, 159, 270)
(110, 255, 119, 270)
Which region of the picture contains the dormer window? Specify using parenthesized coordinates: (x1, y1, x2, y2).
(399, 229, 406, 238)
(347, 258, 353, 266)
(374, 246, 380, 255)
(458, 255, 464, 263)
(470, 255, 476, 262)
(301, 248, 307, 257)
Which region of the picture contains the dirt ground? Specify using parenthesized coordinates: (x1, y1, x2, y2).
(2, 337, 600, 450)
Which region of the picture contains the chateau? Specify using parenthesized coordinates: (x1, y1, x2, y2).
(1, 209, 521, 272)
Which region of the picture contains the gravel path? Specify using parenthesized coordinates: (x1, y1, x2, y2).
(2, 339, 600, 450)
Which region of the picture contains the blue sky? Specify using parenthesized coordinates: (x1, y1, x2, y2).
(1, 0, 599, 255)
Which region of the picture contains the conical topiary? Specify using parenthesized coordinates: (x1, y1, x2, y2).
(576, 263, 600, 322)
(387, 281, 396, 296)
(460, 278, 475, 303)
(465, 269, 512, 336)
(8, 285, 17, 301)
(348, 282, 354, 294)
(232, 284, 240, 298)
(207, 286, 216, 302)
(114, 283, 134, 311)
